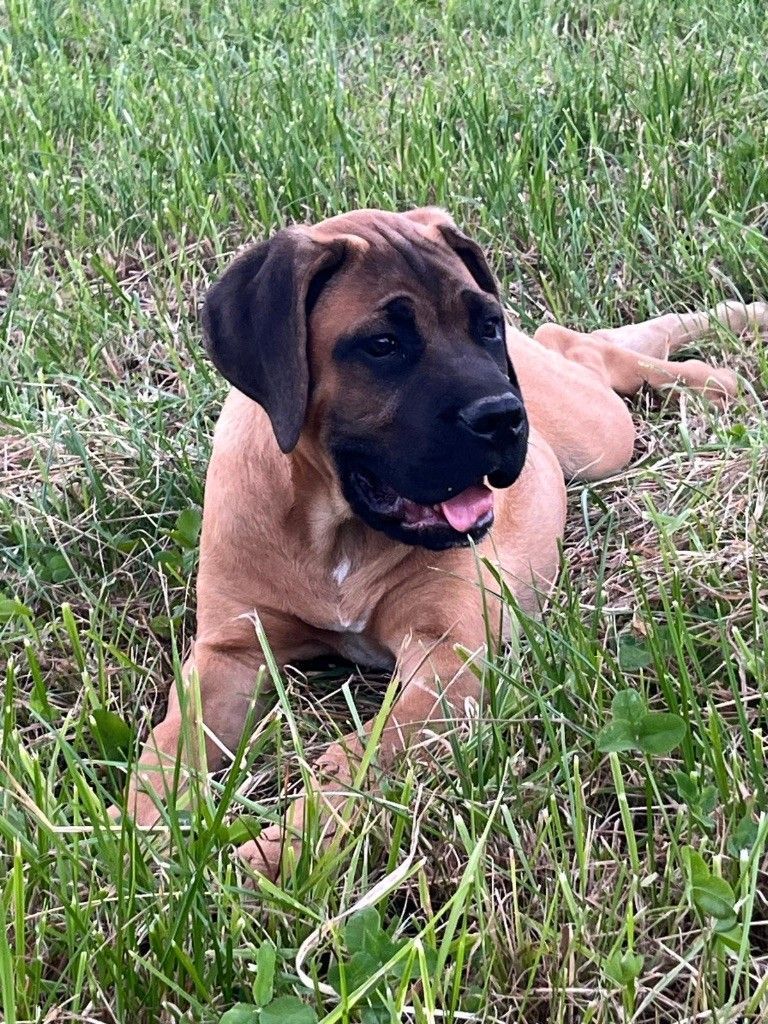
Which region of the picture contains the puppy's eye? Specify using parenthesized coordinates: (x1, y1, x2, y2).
(481, 317, 503, 343)
(362, 335, 399, 358)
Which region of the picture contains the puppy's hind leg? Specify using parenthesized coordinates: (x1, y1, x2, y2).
(590, 301, 768, 358)
(532, 302, 766, 405)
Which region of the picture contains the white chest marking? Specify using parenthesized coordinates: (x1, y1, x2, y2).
(326, 614, 368, 633)
(332, 558, 351, 585)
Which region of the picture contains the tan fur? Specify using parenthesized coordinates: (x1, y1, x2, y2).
(120, 209, 768, 878)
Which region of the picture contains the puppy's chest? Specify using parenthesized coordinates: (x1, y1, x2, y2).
(306, 558, 395, 670)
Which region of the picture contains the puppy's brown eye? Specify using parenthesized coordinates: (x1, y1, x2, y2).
(481, 318, 502, 343)
(363, 335, 399, 358)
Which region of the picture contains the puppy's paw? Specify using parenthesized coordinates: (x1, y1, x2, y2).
(712, 300, 768, 337)
(237, 824, 294, 884)
(747, 301, 768, 335)
(677, 360, 738, 405)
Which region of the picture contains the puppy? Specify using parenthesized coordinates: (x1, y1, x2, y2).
(121, 207, 766, 877)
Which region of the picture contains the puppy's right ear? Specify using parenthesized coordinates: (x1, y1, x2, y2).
(201, 229, 345, 453)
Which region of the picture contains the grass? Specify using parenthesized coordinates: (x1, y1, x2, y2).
(1, 0, 767, 1020)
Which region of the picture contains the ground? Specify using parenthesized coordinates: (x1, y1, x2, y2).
(1, 1, 767, 1022)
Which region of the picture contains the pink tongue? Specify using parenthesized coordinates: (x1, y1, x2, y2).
(439, 484, 494, 533)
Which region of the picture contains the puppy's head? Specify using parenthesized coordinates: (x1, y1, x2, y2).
(202, 208, 528, 550)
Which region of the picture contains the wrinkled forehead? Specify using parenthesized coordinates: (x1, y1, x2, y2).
(307, 211, 480, 345)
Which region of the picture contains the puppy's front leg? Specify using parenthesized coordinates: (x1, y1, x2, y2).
(238, 627, 487, 879)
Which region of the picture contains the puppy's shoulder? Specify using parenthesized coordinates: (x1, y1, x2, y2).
(212, 389, 273, 450)
(206, 389, 291, 506)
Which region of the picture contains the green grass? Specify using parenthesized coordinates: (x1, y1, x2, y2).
(1, 0, 768, 1020)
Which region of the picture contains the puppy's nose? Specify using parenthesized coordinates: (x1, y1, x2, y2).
(458, 393, 525, 443)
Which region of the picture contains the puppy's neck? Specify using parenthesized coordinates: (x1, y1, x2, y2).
(287, 438, 359, 548)
(286, 437, 404, 579)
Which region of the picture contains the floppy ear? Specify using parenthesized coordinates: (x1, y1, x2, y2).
(435, 222, 499, 298)
(403, 207, 499, 297)
(201, 229, 345, 453)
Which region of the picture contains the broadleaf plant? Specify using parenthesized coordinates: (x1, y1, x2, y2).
(596, 689, 686, 756)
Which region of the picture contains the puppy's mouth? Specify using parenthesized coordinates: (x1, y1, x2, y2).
(348, 469, 495, 548)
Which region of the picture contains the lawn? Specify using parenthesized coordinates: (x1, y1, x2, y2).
(1, 0, 768, 1021)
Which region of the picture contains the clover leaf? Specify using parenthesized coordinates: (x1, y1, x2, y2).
(682, 847, 737, 928)
(596, 690, 685, 756)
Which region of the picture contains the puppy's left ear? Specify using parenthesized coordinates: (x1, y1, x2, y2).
(403, 207, 499, 297)
(436, 222, 499, 298)
(202, 229, 345, 453)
